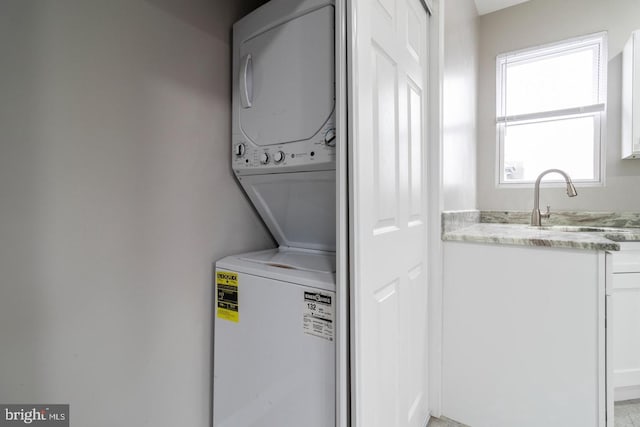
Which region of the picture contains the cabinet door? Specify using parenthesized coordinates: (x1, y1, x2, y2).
(606, 293, 613, 427)
(443, 243, 604, 427)
(622, 30, 640, 159)
(611, 273, 640, 400)
(635, 32, 640, 155)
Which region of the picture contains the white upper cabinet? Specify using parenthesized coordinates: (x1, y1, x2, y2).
(622, 30, 640, 159)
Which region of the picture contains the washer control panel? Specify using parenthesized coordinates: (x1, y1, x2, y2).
(233, 121, 336, 174)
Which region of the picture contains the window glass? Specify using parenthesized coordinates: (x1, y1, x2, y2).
(504, 47, 598, 116)
(496, 32, 606, 185)
(503, 116, 596, 182)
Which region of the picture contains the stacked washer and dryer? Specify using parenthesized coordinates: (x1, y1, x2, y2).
(213, 1, 337, 426)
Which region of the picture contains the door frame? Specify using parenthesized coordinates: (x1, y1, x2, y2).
(335, 1, 350, 427)
(426, 0, 444, 419)
(338, 0, 445, 425)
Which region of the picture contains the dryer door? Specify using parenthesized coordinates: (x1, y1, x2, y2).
(238, 5, 335, 146)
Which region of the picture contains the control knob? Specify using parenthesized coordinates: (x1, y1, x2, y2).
(273, 151, 285, 163)
(234, 143, 246, 157)
(324, 129, 336, 147)
(259, 152, 270, 164)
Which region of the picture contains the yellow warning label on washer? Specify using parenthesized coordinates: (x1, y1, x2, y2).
(216, 271, 239, 323)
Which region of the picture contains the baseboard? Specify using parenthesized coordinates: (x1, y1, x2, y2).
(615, 385, 640, 402)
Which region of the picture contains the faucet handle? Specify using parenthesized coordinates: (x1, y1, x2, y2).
(541, 205, 551, 219)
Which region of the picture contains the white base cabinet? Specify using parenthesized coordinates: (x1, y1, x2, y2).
(606, 244, 640, 403)
(442, 242, 606, 427)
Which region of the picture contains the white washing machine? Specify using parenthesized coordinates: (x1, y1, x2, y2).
(213, 248, 335, 427)
(214, 0, 337, 426)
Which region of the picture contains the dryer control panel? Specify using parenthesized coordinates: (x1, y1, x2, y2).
(232, 1, 336, 176)
(232, 120, 336, 175)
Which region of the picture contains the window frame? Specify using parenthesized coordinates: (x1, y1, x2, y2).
(495, 32, 608, 188)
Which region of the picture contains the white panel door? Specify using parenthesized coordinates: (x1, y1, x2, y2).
(349, 0, 430, 426)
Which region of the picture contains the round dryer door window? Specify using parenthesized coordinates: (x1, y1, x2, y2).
(238, 5, 335, 147)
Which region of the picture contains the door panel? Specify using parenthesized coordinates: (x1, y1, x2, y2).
(377, 0, 396, 19)
(374, 281, 400, 427)
(612, 283, 640, 393)
(408, 82, 423, 223)
(350, 0, 430, 426)
(372, 47, 399, 231)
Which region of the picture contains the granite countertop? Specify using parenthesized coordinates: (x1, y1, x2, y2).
(442, 211, 640, 251)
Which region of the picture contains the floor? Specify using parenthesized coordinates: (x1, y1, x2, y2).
(427, 399, 640, 426)
(616, 399, 640, 426)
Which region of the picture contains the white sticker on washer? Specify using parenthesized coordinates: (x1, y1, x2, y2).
(303, 291, 334, 341)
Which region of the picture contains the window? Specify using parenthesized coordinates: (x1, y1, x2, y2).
(496, 32, 607, 185)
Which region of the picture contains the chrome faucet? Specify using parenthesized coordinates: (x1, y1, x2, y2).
(531, 169, 578, 226)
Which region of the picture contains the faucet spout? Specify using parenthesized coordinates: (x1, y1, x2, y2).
(531, 169, 578, 226)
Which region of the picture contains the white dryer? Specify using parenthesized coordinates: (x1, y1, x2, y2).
(213, 248, 335, 427)
(231, 0, 336, 252)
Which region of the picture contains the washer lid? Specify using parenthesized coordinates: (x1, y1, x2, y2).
(239, 247, 335, 273)
(237, 5, 335, 146)
(217, 248, 335, 291)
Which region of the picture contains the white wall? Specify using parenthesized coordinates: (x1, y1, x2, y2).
(443, 0, 479, 210)
(477, 0, 640, 211)
(0, 1, 272, 426)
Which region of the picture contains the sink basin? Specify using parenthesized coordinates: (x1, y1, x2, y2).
(532, 225, 623, 233)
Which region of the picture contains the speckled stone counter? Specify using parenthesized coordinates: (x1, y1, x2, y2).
(442, 210, 640, 251)
(481, 210, 640, 228)
(441, 210, 480, 234)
